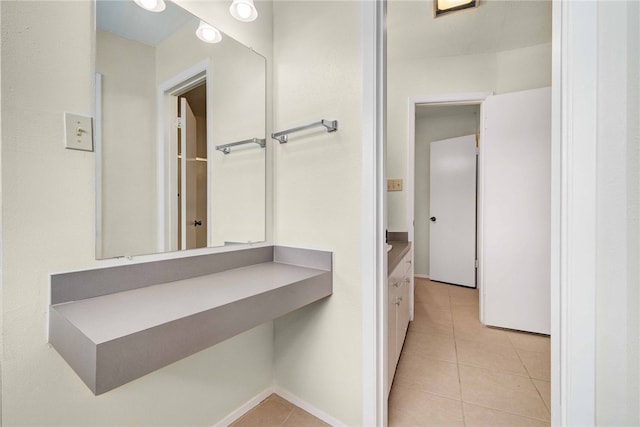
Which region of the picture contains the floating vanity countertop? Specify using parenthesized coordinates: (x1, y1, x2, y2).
(54, 262, 327, 344)
(49, 246, 332, 395)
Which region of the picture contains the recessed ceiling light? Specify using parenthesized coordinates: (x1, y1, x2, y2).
(195, 21, 222, 44)
(434, 0, 478, 18)
(133, 0, 166, 13)
(229, 0, 258, 22)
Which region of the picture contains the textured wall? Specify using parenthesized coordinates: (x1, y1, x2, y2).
(387, 43, 552, 231)
(272, 1, 364, 424)
(1, 1, 274, 425)
(97, 30, 158, 258)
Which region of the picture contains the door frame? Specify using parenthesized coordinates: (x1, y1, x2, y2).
(156, 60, 211, 253)
(406, 92, 490, 320)
(94, 72, 104, 259)
(361, 0, 387, 425)
(371, 0, 609, 425)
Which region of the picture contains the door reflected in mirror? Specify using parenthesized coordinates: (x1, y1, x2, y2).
(95, 0, 266, 259)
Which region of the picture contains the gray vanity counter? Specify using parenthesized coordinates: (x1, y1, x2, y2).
(388, 241, 411, 274)
(49, 246, 332, 395)
(53, 262, 329, 344)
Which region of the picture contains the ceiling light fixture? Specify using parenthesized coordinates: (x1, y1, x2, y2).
(133, 0, 166, 12)
(229, 0, 258, 22)
(434, 0, 477, 17)
(195, 21, 222, 44)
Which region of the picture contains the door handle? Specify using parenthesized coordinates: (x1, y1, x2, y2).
(193, 220, 202, 227)
(430, 216, 437, 222)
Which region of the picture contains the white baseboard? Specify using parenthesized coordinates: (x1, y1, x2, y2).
(214, 386, 275, 427)
(274, 386, 346, 427)
(414, 274, 430, 279)
(213, 386, 345, 427)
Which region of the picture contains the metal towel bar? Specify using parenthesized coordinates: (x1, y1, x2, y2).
(271, 119, 338, 143)
(215, 138, 266, 155)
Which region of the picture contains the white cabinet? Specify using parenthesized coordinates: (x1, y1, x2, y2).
(387, 249, 412, 395)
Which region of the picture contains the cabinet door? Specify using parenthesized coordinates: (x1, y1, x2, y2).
(387, 280, 398, 394)
(396, 279, 410, 358)
(404, 250, 413, 321)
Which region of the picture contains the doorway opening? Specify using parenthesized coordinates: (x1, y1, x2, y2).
(408, 89, 551, 334)
(414, 104, 480, 289)
(407, 94, 486, 329)
(177, 83, 208, 250)
(157, 62, 210, 253)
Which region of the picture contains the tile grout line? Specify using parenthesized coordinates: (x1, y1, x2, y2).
(455, 361, 533, 378)
(463, 400, 552, 424)
(507, 327, 551, 417)
(279, 406, 295, 427)
(398, 382, 463, 402)
(450, 360, 551, 421)
(408, 280, 551, 425)
(447, 282, 467, 427)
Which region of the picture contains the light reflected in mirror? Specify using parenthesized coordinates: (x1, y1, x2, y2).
(95, 0, 266, 259)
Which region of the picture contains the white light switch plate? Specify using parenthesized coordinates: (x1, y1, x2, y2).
(64, 112, 94, 152)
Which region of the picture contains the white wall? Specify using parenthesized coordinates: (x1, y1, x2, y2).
(495, 44, 553, 94)
(0, 0, 4, 422)
(96, 30, 158, 259)
(0, 1, 275, 425)
(593, 1, 640, 424)
(414, 105, 478, 277)
(629, 4, 640, 423)
(387, 43, 552, 231)
(272, 1, 363, 424)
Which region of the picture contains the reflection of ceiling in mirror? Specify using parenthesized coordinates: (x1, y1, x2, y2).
(97, 0, 198, 46)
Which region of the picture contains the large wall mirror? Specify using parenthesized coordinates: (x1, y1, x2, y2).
(95, 0, 267, 259)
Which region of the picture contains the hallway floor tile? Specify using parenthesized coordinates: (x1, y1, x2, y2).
(389, 278, 551, 427)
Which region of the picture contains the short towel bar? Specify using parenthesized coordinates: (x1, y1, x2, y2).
(215, 138, 266, 154)
(271, 119, 338, 143)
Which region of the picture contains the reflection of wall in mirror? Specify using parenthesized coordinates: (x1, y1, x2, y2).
(156, 21, 266, 247)
(96, 30, 158, 258)
(210, 53, 266, 246)
(98, 18, 266, 257)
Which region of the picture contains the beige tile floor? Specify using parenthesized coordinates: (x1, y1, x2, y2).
(389, 278, 551, 426)
(229, 278, 551, 426)
(229, 394, 328, 427)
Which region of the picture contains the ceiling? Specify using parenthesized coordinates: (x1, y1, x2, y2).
(97, 0, 198, 46)
(387, 0, 552, 61)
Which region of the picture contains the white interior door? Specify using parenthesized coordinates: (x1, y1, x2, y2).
(180, 98, 197, 250)
(429, 134, 477, 287)
(481, 87, 551, 334)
